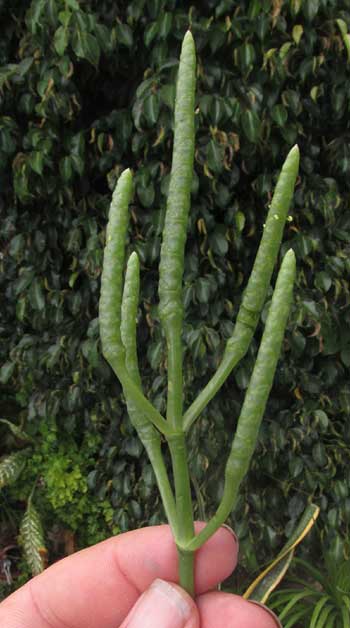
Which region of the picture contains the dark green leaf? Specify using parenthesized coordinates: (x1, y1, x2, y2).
(54, 25, 69, 56)
(144, 22, 158, 47)
(29, 278, 45, 311)
(160, 84, 175, 108)
(143, 93, 160, 125)
(0, 362, 15, 384)
(271, 105, 288, 127)
(72, 29, 100, 67)
(303, 0, 319, 20)
(66, 0, 79, 8)
(116, 23, 133, 48)
(195, 278, 211, 303)
(158, 13, 172, 39)
(315, 272, 332, 293)
(209, 228, 229, 256)
(137, 182, 155, 207)
(59, 156, 73, 182)
(9, 234, 25, 258)
(28, 151, 44, 175)
(241, 110, 261, 143)
(207, 140, 224, 173)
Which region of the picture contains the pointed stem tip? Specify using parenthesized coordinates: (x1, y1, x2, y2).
(289, 144, 300, 161)
(285, 248, 296, 262)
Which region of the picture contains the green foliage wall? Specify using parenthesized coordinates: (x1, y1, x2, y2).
(1, 0, 350, 581)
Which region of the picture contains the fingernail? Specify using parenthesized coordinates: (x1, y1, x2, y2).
(122, 579, 194, 628)
(221, 524, 239, 548)
(248, 600, 282, 627)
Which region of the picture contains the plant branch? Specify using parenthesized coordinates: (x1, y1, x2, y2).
(158, 31, 196, 595)
(121, 252, 177, 530)
(182, 249, 296, 551)
(183, 145, 300, 432)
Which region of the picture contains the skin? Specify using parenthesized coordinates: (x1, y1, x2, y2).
(0, 524, 279, 628)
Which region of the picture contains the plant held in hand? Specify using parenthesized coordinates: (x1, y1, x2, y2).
(99, 30, 300, 596)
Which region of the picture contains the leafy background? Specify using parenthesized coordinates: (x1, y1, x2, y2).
(1, 0, 350, 594)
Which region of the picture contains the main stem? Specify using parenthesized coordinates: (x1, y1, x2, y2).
(168, 434, 194, 595)
(166, 327, 195, 595)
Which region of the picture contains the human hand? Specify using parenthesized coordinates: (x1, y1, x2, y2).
(0, 523, 281, 627)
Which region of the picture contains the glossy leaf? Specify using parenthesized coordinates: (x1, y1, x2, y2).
(241, 110, 261, 143)
(54, 26, 69, 56)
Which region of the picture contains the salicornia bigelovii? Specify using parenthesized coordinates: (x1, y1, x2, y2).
(99, 30, 300, 596)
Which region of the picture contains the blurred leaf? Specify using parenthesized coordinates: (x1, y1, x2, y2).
(0, 361, 15, 384)
(159, 83, 175, 108)
(143, 93, 160, 125)
(336, 19, 350, 63)
(66, 0, 80, 9)
(292, 24, 303, 45)
(29, 278, 45, 311)
(72, 29, 100, 67)
(54, 26, 69, 56)
(144, 22, 158, 47)
(0, 419, 34, 443)
(303, 0, 319, 21)
(147, 341, 163, 370)
(116, 23, 133, 48)
(60, 156, 73, 181)
(341, 347, 350, 367)
(207, 140, 224, 173)
(209, 228, 229, 256)
(271, 105, 288, 127)
(244, 504, 320, 603)
(28, 151, 44, 175)
(20, 496, 47, 576)
(0, 451, 27, 488)
(235, 211, 245, 233)
(241, 110, 261, 143)
(196, 278, 211, 303)
(314, 271, 332, 293)
(137, 182, 155, 207)
(158, 13, 172, 39)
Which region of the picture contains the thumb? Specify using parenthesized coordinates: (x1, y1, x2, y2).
(119, 579, 199, 628)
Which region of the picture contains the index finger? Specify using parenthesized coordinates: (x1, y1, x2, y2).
(0, 523, 238, 628)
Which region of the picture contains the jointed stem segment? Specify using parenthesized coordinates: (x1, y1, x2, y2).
(99, 30, 300, 596)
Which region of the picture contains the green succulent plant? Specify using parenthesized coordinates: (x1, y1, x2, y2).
(99, 30, 300, 595)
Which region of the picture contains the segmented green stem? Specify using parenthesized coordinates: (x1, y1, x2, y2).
(159, 30, 196, 429)
(158, 30, 196, 595)
(183, 249, 296, 551)
(183, 145, 300, 432)
(121, 252, 177, 531)
(99, 169, 172, 437)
